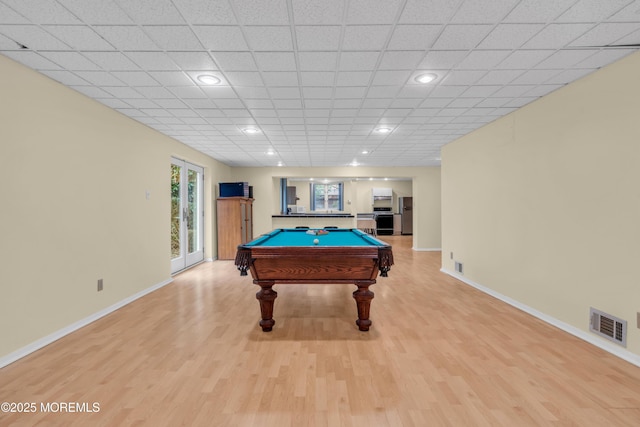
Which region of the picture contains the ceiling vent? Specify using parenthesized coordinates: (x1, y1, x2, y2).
(590, 307, 627, 347)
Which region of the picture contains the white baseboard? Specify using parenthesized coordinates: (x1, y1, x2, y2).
(440, 268, 640, 368)
(0, 277, 173, 369)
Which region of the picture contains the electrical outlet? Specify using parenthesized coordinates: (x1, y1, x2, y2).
(97, 279, 103, 292)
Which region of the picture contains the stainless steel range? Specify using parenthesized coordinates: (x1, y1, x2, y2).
(373, 207, 394, 235)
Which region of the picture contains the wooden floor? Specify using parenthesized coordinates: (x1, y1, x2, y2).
(1, 236, 640, 426)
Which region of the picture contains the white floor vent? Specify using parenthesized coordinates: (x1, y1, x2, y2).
(590, 307, 627, 347)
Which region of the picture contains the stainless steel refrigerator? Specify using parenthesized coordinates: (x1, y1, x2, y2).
(399, 197, 413, 235)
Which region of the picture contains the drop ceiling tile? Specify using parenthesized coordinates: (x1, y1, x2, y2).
(167, 86, 208, 98)
(511, 69, 560, 85)
(301, 71, 335, 86)
(291, 0, 345, 25)
(535, 49, 598, 69)
(336, 71, 372, 86)
(497, 50, 555, 69)
(492, 85, 537, 97)
(503, 0, 575, 23)
(210, 52, 256, 71)
(1, 25, 71, 50)
(577, 49, 637, 68)
(451, 0, 520, 24)
(268, 87, 301, 99)
(335, 87, 370, 98)
(429, 85, 469, 98)
(302, 87, 333, 98)
(82, 52, 140, 71)
(121, 98, 159, 109)
(111, 71, 159, 86)
(167, 52, 218, 71)
(234, 86, 270, 99)
(115, 0, 186, 25)
(148, 71, 193, 86)
(273, 99, 303, 108)
(74, 71, 124, 86)
(234, 0, 289, 25)
(40, 70, 87, 86)
(419, 51, 469, 70)
(243, 26, 293, 51)
(213, 99, 245, 109)
(388, 25, 442, 50)
(338, 51, 380, 70)
(200, 85, 238, 100)
(570, 22, 640, 47)
(3, 0, 81, 24)
(223, 71, 264, 86)
(476, 69, 524, 85)
(57, 0, 134, 25)
(298, 51, 338, 70)
(362, 86, 400, 98)
(477, 24, 545, 49)
(42, 25, 112, 50)
(102, 86, 145, 98)
(558, 0, 633, 22)
(378, 51, 425, 70)
(192, 26, 249, 51)
(546, 68, 595, 84)
(93, 26, 160, 50)
(143, 26, 203, 51)
(441, 70, 486, 85)
(460, 85, 501, 97)
(260, 71, 298, 86)
(0, 3, 30, 24)
(125, 52, 181, 71)
(296, 26, 342, 51)
(70, 85, 114, 98)
(253, 52, 297, 71)
(342, 25, 392, 50)
(399, 0, 462, 24)
(432, 24, 494, 49)
(3, 51, 61, 69)
(522, 24, 595, 49)
(346, 0, 404, 24)
(371, 70, 411, 85)
(172, 0, 236, 25)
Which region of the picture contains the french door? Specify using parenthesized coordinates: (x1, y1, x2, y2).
(171, 158, 204, 273)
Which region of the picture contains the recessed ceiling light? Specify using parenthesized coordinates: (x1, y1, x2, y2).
(414, 73, 437, 84)
(242, 127, 260, 134)
(197, 74, 221, 85)
(266, 149, 275, 155)
(361, 150, 369, 154)
(374, 127, 392, 134)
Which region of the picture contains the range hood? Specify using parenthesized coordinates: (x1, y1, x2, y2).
(372, 187, 393, 200)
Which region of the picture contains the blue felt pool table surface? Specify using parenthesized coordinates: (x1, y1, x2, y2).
(244, 228, 386, 247)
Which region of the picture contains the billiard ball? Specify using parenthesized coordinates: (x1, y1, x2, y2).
(313, 238, 319, 245)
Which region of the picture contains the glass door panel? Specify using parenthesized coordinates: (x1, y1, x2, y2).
(171, 158, 204, 273)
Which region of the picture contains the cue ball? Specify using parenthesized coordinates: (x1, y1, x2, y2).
(313, 238, 319, 245)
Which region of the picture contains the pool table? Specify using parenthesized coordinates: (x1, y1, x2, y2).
(235, 228, 393, 332)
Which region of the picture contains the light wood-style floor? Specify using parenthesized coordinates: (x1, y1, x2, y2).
(2, 236, 640, 426)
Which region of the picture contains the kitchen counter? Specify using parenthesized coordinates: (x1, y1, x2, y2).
(272, 214, 356, 229)
(272, 213, 354, 218)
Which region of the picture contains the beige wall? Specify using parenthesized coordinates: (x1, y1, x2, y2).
(0, 55, 231, 361)
(441, 51, 640, 358)
(230, 167, 440, 250)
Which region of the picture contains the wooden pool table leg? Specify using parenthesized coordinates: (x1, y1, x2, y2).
(255, 280, 277, 332)
(353, 281, 375, 331)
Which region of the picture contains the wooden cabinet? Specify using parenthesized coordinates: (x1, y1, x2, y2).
(217, 197, 253, 260)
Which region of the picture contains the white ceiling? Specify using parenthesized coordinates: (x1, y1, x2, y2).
(2, 0, 640, 167)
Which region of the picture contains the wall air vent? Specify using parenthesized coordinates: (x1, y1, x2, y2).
(590, 307, 627, 347)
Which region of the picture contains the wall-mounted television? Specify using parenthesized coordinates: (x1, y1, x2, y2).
(219, 182, 250, 198)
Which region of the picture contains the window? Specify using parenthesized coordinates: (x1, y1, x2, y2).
(310, 182, 343, 211)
